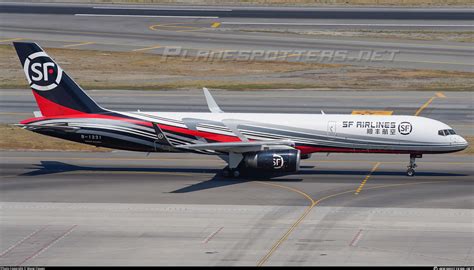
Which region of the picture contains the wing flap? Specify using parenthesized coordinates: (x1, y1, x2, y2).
(176, 139, 295, 153)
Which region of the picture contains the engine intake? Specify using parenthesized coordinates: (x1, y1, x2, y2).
(243, 149, 300, 172)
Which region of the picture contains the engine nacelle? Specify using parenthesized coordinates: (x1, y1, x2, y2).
(243, 149, 301, 172)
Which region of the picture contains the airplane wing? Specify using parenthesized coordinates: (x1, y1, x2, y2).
(176, 139, 295, 153)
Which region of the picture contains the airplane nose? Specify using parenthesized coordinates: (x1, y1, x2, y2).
(461, 137, 468, 147)
(456, 136, 469, 149)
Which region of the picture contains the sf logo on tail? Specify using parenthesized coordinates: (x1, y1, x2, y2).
(24, 52, 63, 91)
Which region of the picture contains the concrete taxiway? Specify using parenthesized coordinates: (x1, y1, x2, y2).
(0, 151, 473, 265)
(0, 88, 473, 265)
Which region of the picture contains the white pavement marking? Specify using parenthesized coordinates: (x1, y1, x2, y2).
(0, 225, 77, 266)
(75, 14, 219, 19)
(221, 22, 474, 27)
(0, 226, 48, 257)
(349, 229, 364, 247)
(19, 225, 77, 266)
(202, 227, 224, 244)
(93, 6, 232, 11)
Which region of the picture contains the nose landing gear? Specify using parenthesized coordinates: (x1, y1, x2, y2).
(407, 153, 422, 177)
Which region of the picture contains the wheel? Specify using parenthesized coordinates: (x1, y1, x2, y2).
(222, 168, 230, 177)
(232, 170, 240, 178)
(406, 168, 415, 177)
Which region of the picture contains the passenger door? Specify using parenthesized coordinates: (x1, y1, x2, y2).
(327, 121, 337, 137)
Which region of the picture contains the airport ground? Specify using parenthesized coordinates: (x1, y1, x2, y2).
(0, 89, 473, 266)
(1, 151, 473, 266)
(1, 3, 473, 71)
(0, 2, 473, 266)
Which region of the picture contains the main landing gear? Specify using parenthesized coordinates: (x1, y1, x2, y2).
(407, 153, 422, 177)
(222, 166, 240, 178)
(221, 152, 243, 178)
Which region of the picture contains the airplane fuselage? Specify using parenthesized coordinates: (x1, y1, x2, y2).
(22, 111, 468, 155)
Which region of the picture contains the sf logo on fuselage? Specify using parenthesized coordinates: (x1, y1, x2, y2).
(273, 154, 284, 169)
(398, 122, 413, 135)
(23, 52, 63, 91)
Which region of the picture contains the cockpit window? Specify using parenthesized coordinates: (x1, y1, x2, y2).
(438, 129, 457, 136)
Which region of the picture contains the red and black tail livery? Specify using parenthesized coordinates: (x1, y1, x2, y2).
(13, 42, 106, 117)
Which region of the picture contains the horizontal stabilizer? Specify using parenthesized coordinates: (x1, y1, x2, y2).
(15, 123, 79, 132)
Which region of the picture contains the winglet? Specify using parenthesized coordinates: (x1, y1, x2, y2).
(203, 87, 223, 113)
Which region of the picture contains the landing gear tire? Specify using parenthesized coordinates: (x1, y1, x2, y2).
(222, 167, 240, 178)
(406, 154, 421, 177)
(406, 168, 415, 177)
(222, 167, 230, 177)
(232, 170, 240, 178)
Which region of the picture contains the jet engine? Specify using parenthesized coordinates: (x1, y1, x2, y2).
(243, 149, 300, 172)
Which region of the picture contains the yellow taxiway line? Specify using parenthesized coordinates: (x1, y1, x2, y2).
(355, 162, 381, 194)
(254, 181, 316, 267)
(255, 161, 380, 266)
(0, 37, 25, 43)
(62, 41, 95, 48)
(254, 177, 458, 266)
(352, 110, 393, 115)
(415, 96, 436, 116)
(132, 44, 162, 52)
(211, 22, 221, 28)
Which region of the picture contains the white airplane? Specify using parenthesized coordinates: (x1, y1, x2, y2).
(13, 42, 468, 177)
